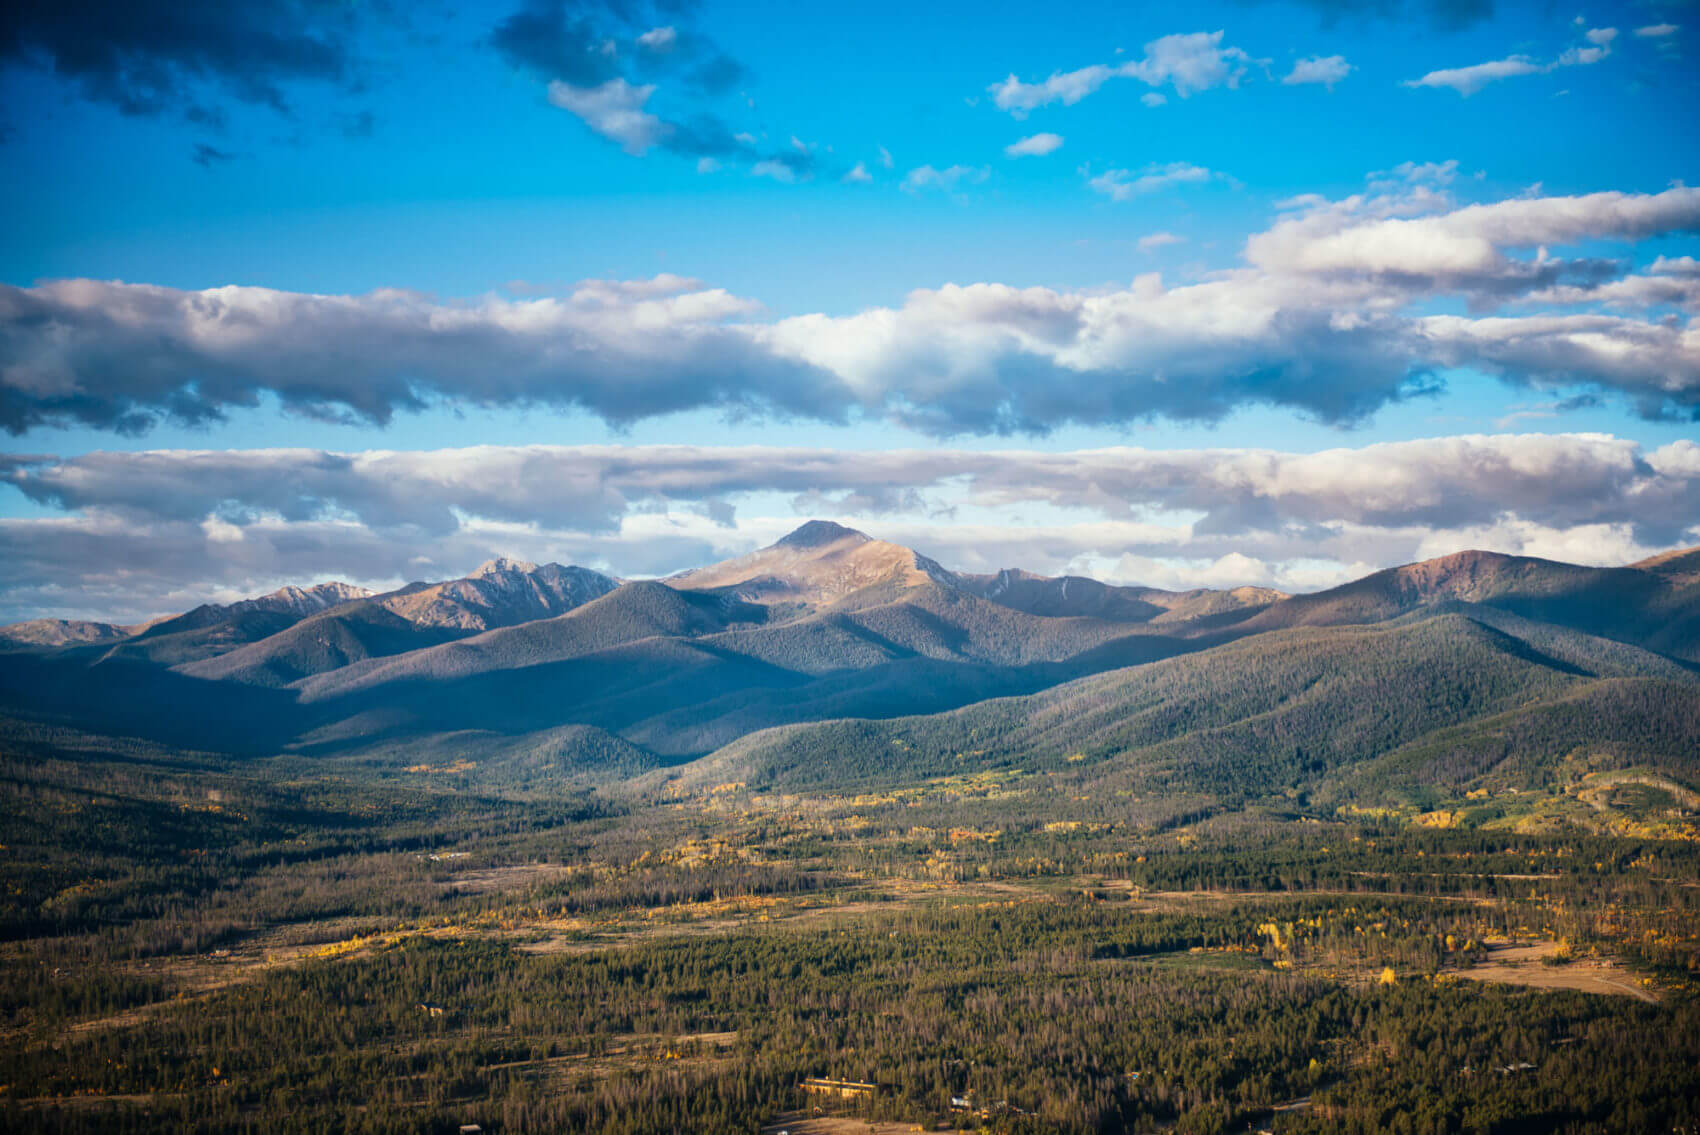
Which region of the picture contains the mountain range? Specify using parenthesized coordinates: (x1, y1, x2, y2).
(2, 521, 1696, 806)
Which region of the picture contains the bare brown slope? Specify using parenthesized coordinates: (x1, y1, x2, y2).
(1633, 546, 1700, 584)
(668, 520, 953, 609)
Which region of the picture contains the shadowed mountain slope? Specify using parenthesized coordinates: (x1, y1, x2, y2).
(958, 568, 1283, 625)
(675, 607, 1699, 798)
(177, 561, 620, 687)
(293, 582, 767, 702)
(0, 523, 1694, 802)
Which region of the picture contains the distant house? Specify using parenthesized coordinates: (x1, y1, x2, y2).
(800, 1076, 876, 1100)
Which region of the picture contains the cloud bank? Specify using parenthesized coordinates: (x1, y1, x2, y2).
(3, 434, 1697, 621)
(3, 182, 1697, 437)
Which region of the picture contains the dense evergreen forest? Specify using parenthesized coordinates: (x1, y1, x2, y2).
(1, 715, 1696, 1133)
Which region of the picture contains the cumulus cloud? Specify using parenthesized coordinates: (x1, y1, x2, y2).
(989, 30, 1259, 116)
(1005, 132, 1064, 157)
(1119, 31, 1262, 94)
(1635, 24, 1679, 38)
(1651, 255, 1700, 276)
(4, 185, 1698, 438)
(1419, 313, 1700, 417)
(1244, 184, 1700, 291)
(547, 77, 662, 154)
(1282, 55, 1353, 88)
(4, 435, 1697, 622)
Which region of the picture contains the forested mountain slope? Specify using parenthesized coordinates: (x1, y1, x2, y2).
(0, 523, 1694, 805)
(1238, 549, 1700, 660)
(674, 608, 1700, 800)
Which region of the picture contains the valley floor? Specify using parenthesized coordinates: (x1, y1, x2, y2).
(1, 724, 1697, 1133)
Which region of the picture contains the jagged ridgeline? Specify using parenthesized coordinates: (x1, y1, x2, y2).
(2, 522, 1696, 805)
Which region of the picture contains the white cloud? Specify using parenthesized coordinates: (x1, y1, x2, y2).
(751, 160, 797, 183)
(1141, 92, 1167, 107)
(901, 164, 991, 193)
(1282, 55, 1353, 89)
(1005, 132, 1064, 157)
(636, 25, 677, 51)
(6, 434, 1696, 622)
(1137, 232, 1186, 252)
(1119, 31, 1260, 96)
(1404, 26, 1617, 95)
(4, 187, 1697, 440)
(1403, 55, 1546, 95)
(1245, 184, 1700, 287)
(989, 63, 1115, 115)
(1635, 23, 1679, 38)
(1387, 159, 1459, 184)
(878, 146, 894, 169)
(1517, 271, 1700, 311)
(843, 161, 872, 183)
(1419, 312, 1700, 412)
(989, 30, 1258, 116)
(547, 78, 663, 155)
(696, 157, 721, 174)
(1652, 255, 1700, 276)
(1087, 162, 1214, 201)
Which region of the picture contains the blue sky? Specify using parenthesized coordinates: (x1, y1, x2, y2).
(1, 0, 1697, 620)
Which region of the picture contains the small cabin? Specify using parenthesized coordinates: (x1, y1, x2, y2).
(800, 1076, 876, 1100)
